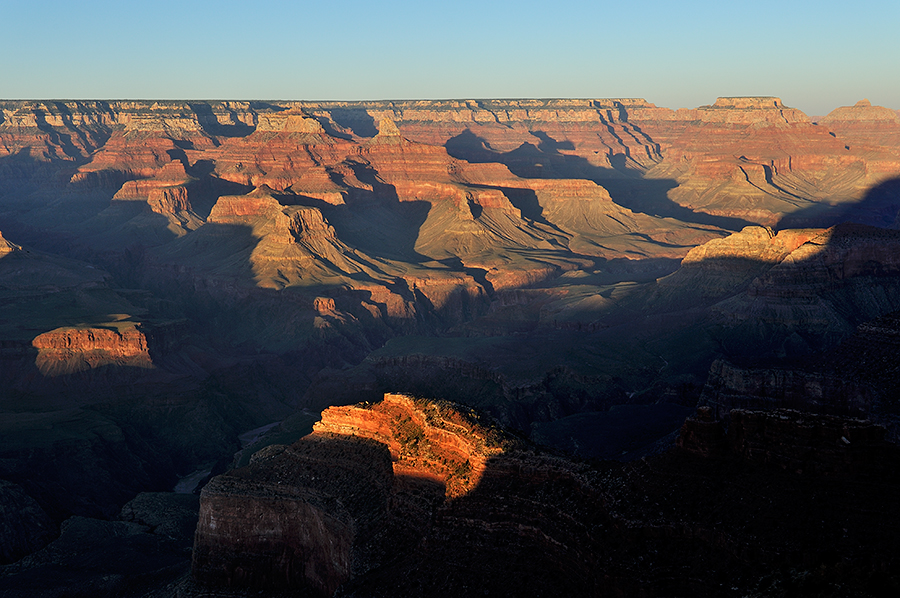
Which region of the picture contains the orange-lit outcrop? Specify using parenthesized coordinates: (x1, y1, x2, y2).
(32, 325, 152, 376)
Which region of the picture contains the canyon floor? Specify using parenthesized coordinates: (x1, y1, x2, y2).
(1, 97, 899, 596)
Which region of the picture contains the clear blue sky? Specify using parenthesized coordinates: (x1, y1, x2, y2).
(2, 0, 898, 115)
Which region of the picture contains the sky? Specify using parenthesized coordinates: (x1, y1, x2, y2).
(2, 0, 898, 116)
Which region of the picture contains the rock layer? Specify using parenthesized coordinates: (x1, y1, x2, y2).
(191, 394, 900, 597)
(191, 394, 605, 596)
(31, 325, 152, 376)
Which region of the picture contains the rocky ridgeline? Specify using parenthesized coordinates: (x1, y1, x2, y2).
(190, 394, 605, 596)
(820, 98, 900, 149)
(3, 96, 898, 228)
(647, 222, 900, 361)
(31, 325, 152, 376)
(311, 394, 511, 496)
(188, 394, 900, 597)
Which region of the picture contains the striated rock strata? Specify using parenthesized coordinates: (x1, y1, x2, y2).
(31, 324, 152, 376)
(191, 394, 602, 596)
(190, 394, 900, 597)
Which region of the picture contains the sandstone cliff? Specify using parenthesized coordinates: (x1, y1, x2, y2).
(820, 99, 900, 149)
(31, 324, 152, 376)
(191, 394, 605, 596)
(190, 394, 900, 597)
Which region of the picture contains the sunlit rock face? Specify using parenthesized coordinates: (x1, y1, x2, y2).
(191, 394, 511, 591)
(191, 394, 602, 596)
(31, 325, 152, 376)
(0, 231, 19, 255)
(192, 394, 900, 597)
(820, 99, 900, 148)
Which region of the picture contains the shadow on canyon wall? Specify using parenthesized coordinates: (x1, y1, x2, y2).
(446, 129, 755, 231)
(188, 103, 254, 138)
(337, 159, 433, 262)
(328, 109, 379, 138)
(377, 446, 900, 597)
(30, 102, 113, 160)
(777, 176, 900, 230)
(0, 150, 254, 263)
(260, 162, 435, 266)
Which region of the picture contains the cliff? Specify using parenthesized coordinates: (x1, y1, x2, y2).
(190, 393, 900, 597)
(191, 394, 604, 596)
(2, 96, 900, 596)
(699, 359, 874, 422)
(313, 393, 510, 495)
(820, 99, 900, 149)
(192, 434, 393, 595)
(31, 324, 152, 376)
(696, 305, 900, 439)
(642, 223, 900, 363)
(0, 231, 20, 255)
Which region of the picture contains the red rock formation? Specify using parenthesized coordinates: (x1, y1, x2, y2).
(341, 96, 897, 232)
(621, 97, 899, 226)
(192, 394, 511, 592)
(652, 223, 900, 344)
(322, 98, 664, 170)
(191, 394, 608, 595)
(31, 325, 152, 376)
(68, 138, 177, 199)
(680, 225, 819, 266)
(0, 101, 114, 162)
(693, 96, 810, 124)
(4, 98, 898, 236)
(209, 110, 353, 191)
(745, 224, 900, 300)
(651, 225, 814, 303)
(199, 186, 414, 294)
(0, 231, 20, 256)
(314, 393, 505, 496)
(820, 98, 900, 148)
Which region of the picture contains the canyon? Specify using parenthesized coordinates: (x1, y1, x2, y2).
(1, 96, 900, 596)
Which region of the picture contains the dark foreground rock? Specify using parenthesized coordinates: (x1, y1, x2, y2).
(0, 493, 198, 598)
(0, 479, 55, 565)
(188, 394, 900, 597)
